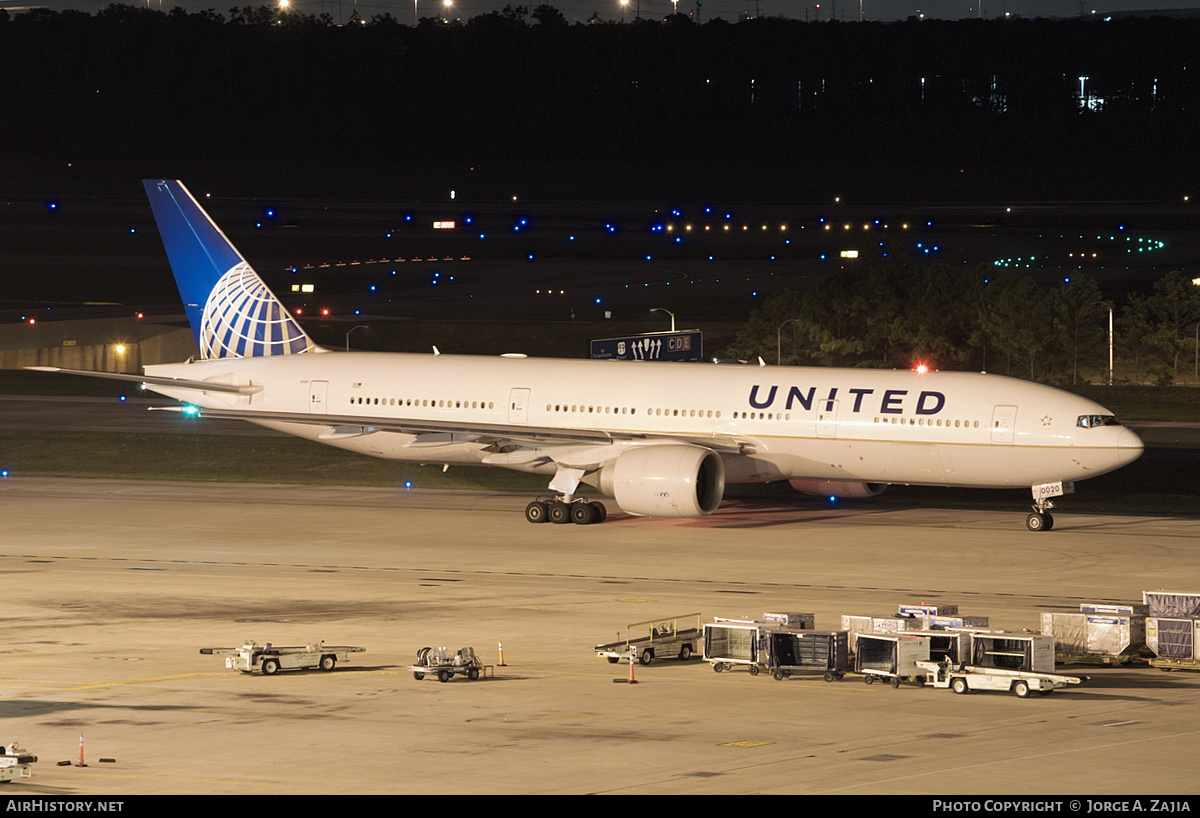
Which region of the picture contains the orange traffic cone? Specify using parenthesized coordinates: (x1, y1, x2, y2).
(75, 732, 87, 767)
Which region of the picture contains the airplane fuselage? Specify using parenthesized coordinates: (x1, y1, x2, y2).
(145, 352, 1143, 490)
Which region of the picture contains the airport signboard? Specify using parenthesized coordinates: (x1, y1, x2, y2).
(590, 331, 703, 362)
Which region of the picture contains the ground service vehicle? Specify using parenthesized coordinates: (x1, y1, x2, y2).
(409, 646, 490, 682)
(917, 659, 1083, 697)
(200, 641, 365, 675)
(595, 613, 702, 665)
(0, 742, 36, 783)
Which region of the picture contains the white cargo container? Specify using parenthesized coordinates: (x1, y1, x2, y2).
(963, 631, 1057, 673)
(704, 613, 813, 675)
(854, 633, 930, 687)
(898, 603, 959, 617)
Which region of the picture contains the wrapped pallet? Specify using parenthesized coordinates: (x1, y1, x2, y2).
(1146, 617, 1197, 660)
(1143, 591, 1200, 618)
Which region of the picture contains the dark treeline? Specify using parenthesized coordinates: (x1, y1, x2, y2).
(2, 5, 1198, 198)
(723, 263, 1200, 386)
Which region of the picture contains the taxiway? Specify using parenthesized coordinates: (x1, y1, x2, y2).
(1, 477, 1197, 795)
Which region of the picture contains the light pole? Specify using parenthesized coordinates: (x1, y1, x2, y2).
(346, 325, 369, 351)
(1093, 301, 1113, 386)
(1104, 303, 1113, 387)
(777, 318, 801, 365)
(649, 307, 676, 333)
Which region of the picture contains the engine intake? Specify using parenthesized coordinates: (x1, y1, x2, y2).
(599, 445, 725, 518)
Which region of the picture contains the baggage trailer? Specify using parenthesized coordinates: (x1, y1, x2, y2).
(408, 646, 491, 682)
(200, 640, 365, 675)
(765, 630, 848, 682)
(917, 659, 1084, 697)
(855, 633, 930, 688)
(704, 613, 814, 675)
(0, 743, 36, 783)
(594, 613, 702, 665)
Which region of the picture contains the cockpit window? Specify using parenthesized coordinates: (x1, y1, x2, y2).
(1077, 414, 1120, 429)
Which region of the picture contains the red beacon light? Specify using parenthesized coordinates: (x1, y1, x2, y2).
(914, 363, 929, 375)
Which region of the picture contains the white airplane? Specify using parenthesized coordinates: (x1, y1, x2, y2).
(34, 180, 1145, 530)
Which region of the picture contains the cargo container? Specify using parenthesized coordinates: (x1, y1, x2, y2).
(765, 630, 848, 682)
(854, 633, 930, 687)
(1143, 591, 1200, 618)
(704, 613, 813, 674)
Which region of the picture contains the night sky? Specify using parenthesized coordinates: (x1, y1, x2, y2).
(4, 0, 1200, 24)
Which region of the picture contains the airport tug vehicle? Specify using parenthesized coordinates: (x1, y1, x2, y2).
(200, 640, 365, 675)
(916, 659, 1083, 697)
(408, 646, 492, 682)
(0, 742, 37, 782)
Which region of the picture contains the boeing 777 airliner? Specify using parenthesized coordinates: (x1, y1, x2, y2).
(33, 180, 1145, 530)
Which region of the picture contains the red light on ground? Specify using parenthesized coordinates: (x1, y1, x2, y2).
(321, 308, 330, 316)
(295, 307, 303, 314)
(27, 318, 35, 325)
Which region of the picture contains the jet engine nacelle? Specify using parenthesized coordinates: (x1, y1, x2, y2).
(789, 479, 887, 499)
(598, 445, 725, 518)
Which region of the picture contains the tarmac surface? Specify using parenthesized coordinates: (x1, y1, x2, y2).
(2, 476, 1198, 795)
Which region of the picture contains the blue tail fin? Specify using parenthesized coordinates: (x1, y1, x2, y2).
(143, 179, 315, 360)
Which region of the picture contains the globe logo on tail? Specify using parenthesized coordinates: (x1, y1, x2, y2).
(199, 263, 311, 359)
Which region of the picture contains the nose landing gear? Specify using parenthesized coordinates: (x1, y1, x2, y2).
(1027, 481, 1070, 531)
(1026, 497, 1056, 532)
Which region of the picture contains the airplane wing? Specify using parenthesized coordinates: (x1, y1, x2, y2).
(25, 365, 751, 453)
(24, 367, 263, 396)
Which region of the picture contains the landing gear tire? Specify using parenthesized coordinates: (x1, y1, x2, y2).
(548, 501, 571, 524)
(570, 503, 594, 525)
(525, 501, 549, 523)
(590, 502, 607, 523)
(1026, 512, 1047, 532)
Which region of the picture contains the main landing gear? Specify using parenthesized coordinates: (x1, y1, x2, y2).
(525, 496, 607, 525)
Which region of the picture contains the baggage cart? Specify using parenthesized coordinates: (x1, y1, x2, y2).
(594, 613, 702, 665)
(765, 630, 848, 681)
(200, 640, 365, 675)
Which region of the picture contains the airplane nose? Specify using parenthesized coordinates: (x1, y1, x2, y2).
(1117, 428, 1144, 465)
